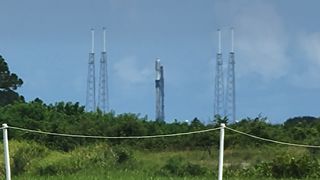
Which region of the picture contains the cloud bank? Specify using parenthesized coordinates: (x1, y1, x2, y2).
(214, 0, 290, 80)
(292, 32, 320, 88)
(113, 56, 152, 85)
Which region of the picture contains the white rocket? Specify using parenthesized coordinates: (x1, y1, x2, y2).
(155, 58, 161, 80)
(155, 58, 164, 121)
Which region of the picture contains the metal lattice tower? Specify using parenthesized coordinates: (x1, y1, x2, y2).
(214, 29, 224, 118)
(98, 27, 109, 113)
(86, 28, 96, 112)
(155, 58, 165, 121)
(225, 28, 236, 123)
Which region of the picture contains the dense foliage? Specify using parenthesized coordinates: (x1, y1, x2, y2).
(1, 100, 320, 152)
(0, 100, 215, 151)
(1, 100, 320, 153)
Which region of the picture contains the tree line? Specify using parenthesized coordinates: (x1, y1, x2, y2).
(1, 99, 320, 152)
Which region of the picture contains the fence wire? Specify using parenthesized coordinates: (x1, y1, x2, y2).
(3, 125, 320, 148)
(7, 126, 221, 139)
(226, 126, 320, 148)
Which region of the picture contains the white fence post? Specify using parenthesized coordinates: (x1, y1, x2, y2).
(2, 124, 11, 180)
(218, 123, 225, 180)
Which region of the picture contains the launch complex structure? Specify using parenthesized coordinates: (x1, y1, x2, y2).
(214, 28, 236, 123)
(85, 28, 235, 123)
(86, 28, 109, 113)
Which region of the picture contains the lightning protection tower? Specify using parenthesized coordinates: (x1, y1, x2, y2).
(214, 29, 224, 118)
(98, 27, 109, 113)
(155, 58, 165, 121)
(86, 28, 96, 112)
(225, 28, 236, 123)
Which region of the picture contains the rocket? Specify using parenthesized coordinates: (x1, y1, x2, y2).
(155, 58, 161, 81)
(155, 58, 165, 121)
(155, 58, 162, 88)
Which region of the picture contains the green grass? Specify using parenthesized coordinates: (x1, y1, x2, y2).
(0, 140, 319, 179)
(16, 168, 211, 180)
(15, 167, 320, 180)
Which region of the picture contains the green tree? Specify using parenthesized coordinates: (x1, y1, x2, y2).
(0, 55, 24, 106)
(213, 114, 228, 126)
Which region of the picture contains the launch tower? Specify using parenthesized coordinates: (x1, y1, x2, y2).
(214, 29, 224, 118)
(225, 28, 236, 123)
(98, 27, 109, 113)
(86, 29, 96, 112)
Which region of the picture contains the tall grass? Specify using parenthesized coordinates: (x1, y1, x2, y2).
(0, 140, 319, 179)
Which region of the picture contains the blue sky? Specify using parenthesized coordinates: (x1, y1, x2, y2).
(1, 0, 320, 123)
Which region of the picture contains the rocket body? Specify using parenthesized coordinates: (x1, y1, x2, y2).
(155, 58, 165, 121)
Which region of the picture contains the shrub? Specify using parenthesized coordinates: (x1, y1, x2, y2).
(158, 156, 207, 176)
(36, 143, 113, 175)
(112, 146, 134, 164)
(254, 153, 320, 178)
(185, 162, 207, 176)
(10, 141, 49, 175)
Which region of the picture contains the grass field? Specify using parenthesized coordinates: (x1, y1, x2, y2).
(15, 168, 320, 180)
(0, 140, 318, 179)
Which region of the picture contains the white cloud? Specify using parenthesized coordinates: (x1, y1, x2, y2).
(300, 32, 320, 66)
(292, 32, 320, 88)
(291, 68, 320, 89)
(113, 56, 152, 85)
(214, 0, 290, 80)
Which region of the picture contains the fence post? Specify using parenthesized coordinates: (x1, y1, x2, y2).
(2, 124, 11, 180)
(218, 123, 225, 180)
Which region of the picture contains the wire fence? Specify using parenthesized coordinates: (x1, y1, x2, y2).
(2, 123, 320, 180)
(225, 126, 320, 148)
(8, 126, 222, 139)
(3, 125, 320, 148)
